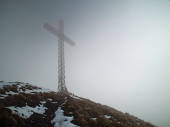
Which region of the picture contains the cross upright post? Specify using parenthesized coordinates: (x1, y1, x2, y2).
(44, 19, 75, 93)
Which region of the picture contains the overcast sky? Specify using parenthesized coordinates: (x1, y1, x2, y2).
(0, 0, 170, 126)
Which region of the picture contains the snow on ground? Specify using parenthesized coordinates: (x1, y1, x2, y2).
(0, 81, 13, 89)
(7, 101, 48, 119)
(47, 98, 58, 103)
(51, 107, 79, 127)
(104, 115, 111, 119)
(69, 95, 81, 100)
(1, 81, 80, 126)
(91, 118, 97, 120)
(0, 81, 52, 99)
(47, 98, 52, 101)
(51, 102, 58, 103)
(0, 94, 8, 99)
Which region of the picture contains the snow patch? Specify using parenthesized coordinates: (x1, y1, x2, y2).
(0, 94, 7, 99)
(8, 102, 47, 118)
(104, 115, 111, 119)
(47, 98, 52, 101)
(69, 95, 81, 100)
(51, 107, 79, 127)
(51, 102, 58, 103)
(0, 82, 52, 98)
(91, 118, 97, 120)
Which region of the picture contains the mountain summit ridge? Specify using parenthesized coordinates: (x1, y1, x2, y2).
(0, 81, 156, 127)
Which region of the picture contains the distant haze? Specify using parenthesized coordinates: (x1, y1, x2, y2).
(0, 1, 170, 127)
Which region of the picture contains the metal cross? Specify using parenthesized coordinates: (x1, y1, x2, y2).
(44, 19, 75, 93)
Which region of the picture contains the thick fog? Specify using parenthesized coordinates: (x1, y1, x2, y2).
(0, 0, 170, 127)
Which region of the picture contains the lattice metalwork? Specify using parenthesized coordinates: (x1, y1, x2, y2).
(44, 19, 75, 93)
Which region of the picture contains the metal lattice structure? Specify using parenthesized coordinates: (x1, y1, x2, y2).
(44, 19, 75, 93)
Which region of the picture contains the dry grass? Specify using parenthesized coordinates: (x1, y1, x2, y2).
(0, 83, 156, 127)
(0, 106, 25, 127)
(60, 95, 156, 127)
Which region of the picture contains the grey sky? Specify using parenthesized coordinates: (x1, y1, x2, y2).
(0, 0, 170, 127)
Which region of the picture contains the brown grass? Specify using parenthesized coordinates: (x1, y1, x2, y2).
(60, 94, 156, 127)
(0, 83, 156, 127)
(0, 106, 25, 127)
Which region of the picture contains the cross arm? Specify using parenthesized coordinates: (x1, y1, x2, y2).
(64, 35, 75, 46)
(44, 22, 75, 46)
(44, 22, 59, 37)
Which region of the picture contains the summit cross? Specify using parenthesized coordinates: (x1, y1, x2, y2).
(44, 19, 75, 93)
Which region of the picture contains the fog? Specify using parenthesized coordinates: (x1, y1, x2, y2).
(0, 0, 170, 127)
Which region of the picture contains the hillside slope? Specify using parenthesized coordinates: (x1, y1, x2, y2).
(0, 81, 156, 127)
